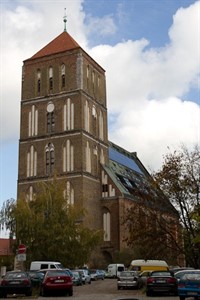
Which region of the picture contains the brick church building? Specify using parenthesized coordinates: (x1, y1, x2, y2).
(17, 25, 182, 266)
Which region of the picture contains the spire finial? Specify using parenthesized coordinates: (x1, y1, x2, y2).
(63, 8, 67, 32)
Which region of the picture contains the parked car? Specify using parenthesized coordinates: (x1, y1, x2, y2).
(117, 270, 141, 290)
(76, 269, 91, 284)
(40, 269, 73, 296)
(138, 270, 154, 287)
(178, 270, 200, 300)
(174, 269, 197, 282)
(71, 270, 83, 286)
(0, 270, 32, 298)
(90, 269, 104, 280)
(90, 269, 105, 280)
(146, 270, 178, 296)
(170, 267, 194, 275)
(27, 270, 44, 287)
(97, 270, 105, 280)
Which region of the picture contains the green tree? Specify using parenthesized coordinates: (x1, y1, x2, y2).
(123, 193, 181, 266)
(0, 180, 102, 269)
(153, 145, 200, 268)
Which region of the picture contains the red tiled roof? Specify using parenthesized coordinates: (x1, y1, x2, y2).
(30, 31, 81, 60)
(0, 238, 15, 256)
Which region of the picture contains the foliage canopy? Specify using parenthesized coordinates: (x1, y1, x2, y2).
(0, 180, 102, 268)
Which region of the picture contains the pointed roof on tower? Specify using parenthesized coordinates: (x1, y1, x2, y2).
(29, 31, 81, 60)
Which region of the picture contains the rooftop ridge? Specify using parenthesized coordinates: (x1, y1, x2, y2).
(27, 31, 80, 61)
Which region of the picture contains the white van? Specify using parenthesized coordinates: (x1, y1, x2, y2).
(106, 264, 125, 278)
(30, 261, 64, 271)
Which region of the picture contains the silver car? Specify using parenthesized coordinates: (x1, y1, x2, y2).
(77, 269, 91, 284)
(117, 271, 141, 290)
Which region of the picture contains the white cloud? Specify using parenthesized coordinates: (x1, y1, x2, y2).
(85, 14, 117, 36)
(88, 1, 200, 170)
(0, 0, 199, 175)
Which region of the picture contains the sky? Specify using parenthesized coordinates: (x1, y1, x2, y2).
(0, 0, 199, 227)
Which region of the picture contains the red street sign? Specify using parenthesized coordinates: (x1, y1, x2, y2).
(18, 244, 26, 254)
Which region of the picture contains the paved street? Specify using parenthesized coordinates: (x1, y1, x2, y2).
(36, 278, 181, 300)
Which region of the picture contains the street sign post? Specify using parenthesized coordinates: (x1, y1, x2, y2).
(17, 254, 26, 261)
(18, 244, 26, 254)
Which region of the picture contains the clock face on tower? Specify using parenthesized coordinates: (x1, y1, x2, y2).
(47, 102, 54, 112)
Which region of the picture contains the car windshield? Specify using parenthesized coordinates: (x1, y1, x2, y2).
(47, 270, 66, 277)
(151, 272, 171, 276)
(183, 272, 200, 280)
(120, 271, 135, 277)
(6, 272, 27, 279)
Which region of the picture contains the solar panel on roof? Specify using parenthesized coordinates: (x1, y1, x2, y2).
(109, 148, 143, 175)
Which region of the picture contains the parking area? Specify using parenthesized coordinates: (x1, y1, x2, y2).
(37, 278, 180, 300)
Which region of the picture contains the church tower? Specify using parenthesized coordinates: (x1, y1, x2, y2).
(17, 23, 108, 230)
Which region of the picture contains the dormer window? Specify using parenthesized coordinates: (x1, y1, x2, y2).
(61, 64, 65, 88)
(49, 67, 53, 90)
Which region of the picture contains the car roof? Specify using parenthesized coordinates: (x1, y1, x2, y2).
(175, 269, 198, 275)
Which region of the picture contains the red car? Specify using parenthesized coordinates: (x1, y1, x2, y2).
(40, 269, 73, 296)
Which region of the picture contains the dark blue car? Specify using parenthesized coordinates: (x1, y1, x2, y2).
(178, 270, 200, 300)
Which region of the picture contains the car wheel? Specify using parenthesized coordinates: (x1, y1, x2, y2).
(89, 280, 91, 284)
(146, 290, 152, 296)
(179, 297, 185, 300)
(26, 290, 32, 296)
(40, 287, 46, 297)
(0, 293, 6, 298)
(68, 289, 73, 296)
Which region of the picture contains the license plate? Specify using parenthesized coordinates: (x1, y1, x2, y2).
(188, 292, 198, 295)
(157, 280, 166, 283)
(55, 279, 64, 283)
(10, 281, 20, 284)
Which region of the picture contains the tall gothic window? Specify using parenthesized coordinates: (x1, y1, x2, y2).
(86, 65, 89, 88)
(84, 100, 90, 132)
(27, 145, 37, 177)
(45, 143, 54, 175)
(85, 141, 91, 173)
(49, 66, 53, 90)
(26, 185, 34, 201)
(28, 105, 38, 136)
(63, 98, 74, 131)
(63, 181, 74, 205)
(61, 64, 65, 88)
(63, 139, 74, 172)
(103, 210, 111, 241)
(47, 102, 55, 133)
(99, 110, 104, 140)
(37, 69, 41, 94)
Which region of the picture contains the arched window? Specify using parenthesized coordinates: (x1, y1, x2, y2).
(37, 69, 41, 93)
(64, 181, 74, 205)
(63, 139, 74, 172)
(47, 102, 55, 133)
(49, 66, 53, 90)
(85, 141, 91, 173)
(63, 98, 74, 131)
(84, 100, 90, 132)
(86, 65, 89, 88)
(61, 64, 65, 88)
(27, 145, 37, 177)
(103, 210, 111, 241)
(45, 143, 54, 175)
(28, 105, 38, 136)
(99, 110, 104, 140)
